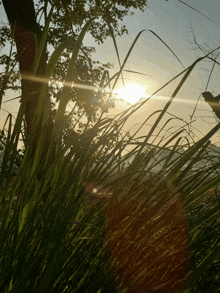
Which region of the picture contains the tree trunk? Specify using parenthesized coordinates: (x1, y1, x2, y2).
(2, 0, 56, 205)
(2, 0, 51, 137)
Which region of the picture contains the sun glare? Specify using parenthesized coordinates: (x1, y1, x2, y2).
(115, 83, 146, 104)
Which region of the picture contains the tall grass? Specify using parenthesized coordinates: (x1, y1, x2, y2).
(1, 14, 220, 293)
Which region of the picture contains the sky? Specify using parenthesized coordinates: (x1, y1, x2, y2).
(1, 0, 220, 143)
(83, 0, 220, 143)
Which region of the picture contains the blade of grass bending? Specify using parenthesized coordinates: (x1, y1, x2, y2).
(167, 122, 220, 183)
(111, 29, 147, 93)
(124, 115, 183, 173)
(175, 140, 211, 185)
(30, 41, 79, 175)
(110, 46, 218, 128)
(54, 18, 95, 133)
(105, 20, 125, 87)
(185, 172, 220, 208)
(26, 6, 55, 161)
(149, 30, 185, 69)
(30, 39, 75, 141)
(161, 136, 183, 170)
(110, 28, 185, 94)
(104, 70, 120, 88)
(132, 46, 220, 164)
(151, 116, 183, 145)
(124, 69, 157, 79)
(28, 5, 55, 142)
(104, 28, 185, 109)
(96, 70, 110, 101)
(46, 40, 75, 78)
(32, 18, 95, 175)
(32, 5, 54, 75)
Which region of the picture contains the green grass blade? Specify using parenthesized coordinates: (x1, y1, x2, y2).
(33, 4, 54, 75)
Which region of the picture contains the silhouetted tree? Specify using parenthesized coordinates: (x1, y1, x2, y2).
(1, 0, 149, 145)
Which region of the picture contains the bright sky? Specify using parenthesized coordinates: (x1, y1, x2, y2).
(83, 0, 220, 143)
(1, 0, 220, 142)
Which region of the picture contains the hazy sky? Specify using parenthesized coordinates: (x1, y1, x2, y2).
(1, 0, 220, 143)
(83, 0, 220, 143)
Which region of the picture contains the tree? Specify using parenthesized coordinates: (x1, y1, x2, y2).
(1, 0, 148, 150)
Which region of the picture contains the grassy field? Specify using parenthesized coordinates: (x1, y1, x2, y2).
(1, 15, 220, 293)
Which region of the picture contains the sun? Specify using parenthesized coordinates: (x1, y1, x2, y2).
(115, 83, 146, 104)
